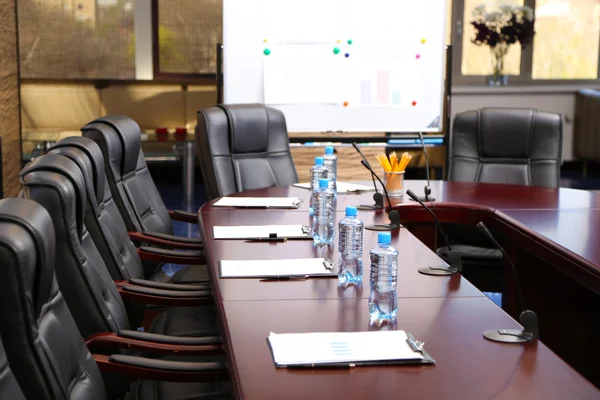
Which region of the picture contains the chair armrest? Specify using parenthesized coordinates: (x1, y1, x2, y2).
(118, 330, 221, 344)
(137, 246, 205, 265)
(128, 231, 202, 250)
(128, 278, 210, 291)
(93, 354, 228, 382)
(85, 332, 222, 355)
(142, 231, 203, 245)
(169, 209, 199, 224)
(117, 283, 213, 307)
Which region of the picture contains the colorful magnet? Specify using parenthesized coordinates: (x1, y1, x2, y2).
(345, 53, 350, 58)
(416, 54, 421, 59)
(347, 39, 353, 45)
(343, 101, 349, 107)
(337, 39, 341, 43)
(412, 101, 417, 106)
(263, 38, 268, 43)
(421, 38, 427, 44)
(333, 47, 340, 54)
(263, 48, 271, 55)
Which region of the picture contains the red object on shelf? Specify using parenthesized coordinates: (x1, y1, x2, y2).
(175, 127, 187, 141)
(156, 127, 168, 141)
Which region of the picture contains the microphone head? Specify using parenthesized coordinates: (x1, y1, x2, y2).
(405, 189, 418, 201)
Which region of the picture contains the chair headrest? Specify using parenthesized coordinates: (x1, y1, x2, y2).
(478, 108, 537, 158)
(48, 136, 106, 211)
(90, 115, 142, 176)
(19, 154, 87, 237)
(0, 198, 55, 318)
(217, 104, 270, 154)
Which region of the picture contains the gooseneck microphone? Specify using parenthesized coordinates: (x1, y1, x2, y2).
(476, 222, 539, 343)
(351, 142, 384, 210)
(359, 159, 400, 231)
(409, 132, 435, 202)
(406, 189, 462, 276)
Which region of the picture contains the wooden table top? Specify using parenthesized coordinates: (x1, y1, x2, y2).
(198, 180, 600, 399)
(223, 298, 597, 400)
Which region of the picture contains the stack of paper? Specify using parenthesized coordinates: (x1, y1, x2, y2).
(293, 182, 374, 193)
(213, 225, 310, 240)
(213, 197, 302, 208)
(219, 258, 334, 278)
(268, 331, 433, 367)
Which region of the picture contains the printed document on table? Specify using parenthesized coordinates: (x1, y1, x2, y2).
(213, 197, 301, 208)
(213, 225, 309, 239)
(268, 331, 424, 366)
(219, 258, 333, 278)
(293, 182, 374, 193)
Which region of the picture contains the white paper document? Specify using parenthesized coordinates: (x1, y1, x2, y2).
(219, 258, 334, 278)
(213, 225, 310, 240)
(268, 330, 424, 367)
(293, 182, 374, 193)
(213, 197, 301, 208)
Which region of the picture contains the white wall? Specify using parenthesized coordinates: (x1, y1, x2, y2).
(450, 85, 599, 162)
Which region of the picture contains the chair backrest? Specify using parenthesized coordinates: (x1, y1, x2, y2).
(19, 155, 132, 338)
(448, 108, 563, 188)
(196, 104, 299, 200)
(0, 198, 107, 400)
(47, 136, 150, 281)
(82, 116, 173, 235)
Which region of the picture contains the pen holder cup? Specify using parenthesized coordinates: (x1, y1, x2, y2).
(384, 171, 405, 198)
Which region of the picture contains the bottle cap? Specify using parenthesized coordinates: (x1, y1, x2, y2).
(345, 206, 357, 217)
(319, 179, 329, 188)
(378, 232, 391, 244)
(325, 146, 334, 155)
(315, 157, 324, 165)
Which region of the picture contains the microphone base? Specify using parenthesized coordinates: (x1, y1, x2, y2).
(483, 329, 535, 343)
(365, 223, 400, 231)
(357, 204, 384, 211)
(418, 266, 459, 276)
(483, 310, 538, 344)
(409, 196, 436, 202)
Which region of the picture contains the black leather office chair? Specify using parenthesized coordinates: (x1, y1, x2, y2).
(0, 337, 25, 399)
(440, 108, 563, 293)
(82, 116, 205, 284)
(19, 154, 219, 339)
(0, 198, 228, 400)
(48, 136, 209, 284)
(196, 104, 299, 200)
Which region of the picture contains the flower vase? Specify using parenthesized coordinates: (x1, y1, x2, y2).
(487, 48, 509, 87)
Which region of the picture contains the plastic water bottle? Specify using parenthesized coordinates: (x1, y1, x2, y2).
(312, 179, 335, 246)
(309, 157, 328, 215)
(322, 146, 337, 192)
(338, 206, 364, 284)
(368, 232, 399, 323)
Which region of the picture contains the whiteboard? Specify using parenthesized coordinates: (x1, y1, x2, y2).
(223, 0, 447, 132)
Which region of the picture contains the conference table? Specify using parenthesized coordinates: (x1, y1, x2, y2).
(197, 180, 600, 399)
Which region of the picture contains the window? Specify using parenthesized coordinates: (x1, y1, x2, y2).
(532, 0, 600, 79)
(453, 0, 600, 83)
(461, 0, 523, 76)
(156, 0, 222, 75)
(18, 0, 135, 80)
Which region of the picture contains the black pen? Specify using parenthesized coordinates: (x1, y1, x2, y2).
(259, 275, 308, 282)
(286, 363, 356, 369)
(245, 237, 287, 243)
